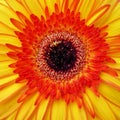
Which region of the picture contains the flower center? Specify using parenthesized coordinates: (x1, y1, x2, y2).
(45, 40, 76, 72)
(37, 31, 86, 81)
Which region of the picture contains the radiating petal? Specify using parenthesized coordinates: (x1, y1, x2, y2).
(68, 102, 87, 120)
(105, 1, 120, 25)
(0, 3, 21, 30)
(83, 93, 95, 118)
(5, 0, 30, 18)
(0, 74, 18, 87)
(101, 72, 120, 90)
(15, 92, 39, 120)
(86, 88, 116, 120)
(51, 99, 67, 120)
(86, 5, 110, 25)
(5, 111, 17, 120)
(24, 0, 45, 18)
(106, 19, 120, 36)
(0, 54, 14, 61)
(79, 0, 96, 19)
(44, 0, 57, 14)
(0, 83, 25, 119)
(98, 82, 120, 107)
(0, 45, 11, 54)
(0, 23, 15, 35)
(107, 100, 120, 120)
(0, 66, 14, 78)
(0, 34, 21, 46)
(36, 98, 50, 120)
(0, 83, 25, 102)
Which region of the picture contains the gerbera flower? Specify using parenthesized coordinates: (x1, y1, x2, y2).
(0, 0, 120, 119)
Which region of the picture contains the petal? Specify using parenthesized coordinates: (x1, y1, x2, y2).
(105, 2, 120, 25)
(98, 82, 120, 107)
(0, 22, 15, 35)
(24, 0, 45, 18)
(44, 0, 57, 14)
(107, 100, 120, 120)
(68, 102, 87, 120)
(15, 92, 39, 120)
(83, 93, 95, 118)
(86, 111, 102, 120)
(6, 111, 17, 120)
(0, 83, 25, 102)
(0, 3, 20, 30)
(78, 0, 96, 19)
(0, 0, 7, 5)
(0, 74, 18, 88)
(101, 72, 120, 90)
(0, 34, 21, 46)
(36, 98, 50, 120)
(0, 66, 14, 78)
(106, 19, 120, 36)
(41, 100, 53, 120)
(51, 99, 67, 120)
(0, 54, 14, 61)
(0, 83, 25, 119)
(0, 45, 11, 54)
(5, 0, 30, 18)
(86, 88, 116, 120)
(92, 0, 119, 26)
(86, 5, 110, 25)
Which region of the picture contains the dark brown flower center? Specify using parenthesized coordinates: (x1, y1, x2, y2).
(45, 40, 77, 72)
(37, 31, 86, 81)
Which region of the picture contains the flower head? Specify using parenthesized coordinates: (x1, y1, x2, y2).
(0, 0, 120, 120)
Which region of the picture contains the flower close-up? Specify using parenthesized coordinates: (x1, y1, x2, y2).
(0, 0, 120, 120)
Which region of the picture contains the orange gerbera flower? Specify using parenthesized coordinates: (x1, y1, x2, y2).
(0, 0, 120, 120)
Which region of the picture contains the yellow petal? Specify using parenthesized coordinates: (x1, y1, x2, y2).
(5, 0, 30, 18)
(0, 74, 18, 87)
(105, 2, 120, 25)
(0, 0, 7, 5)
(107, 100, 120, 120)
(16, 92, 39, 120)
(44, 0, 57, 14)
(0, 83, 25, 102)
(99, 82, 120, 107)
(0, 66, 14, 78)
(86, 88, 116, 120)
(36, 98, 50, 120)
(86, 111, 102, 120)
(107, 58, 120, 69)
(101, 72, 120, 89)
(86, 5, 110, 25)
(0, 54, 13, 61)
(5, 111, 17, 120)
(68, 102, 87, 120)
(79, 0, 95, 19)
(0, 23, 15, 35)
(0, 60, 14, 68)
(0, 34, 21, 46)
(78, 106, 87, 120)
(83, 93, 95, 117)
(106, 18, 120, 36)
(67, 105, 72, 120)
(51, 99, 67, 120)
(24, 0, 45, 18)
(42, 100, 53, 120)
(0, 3, 21, 30)
(0, 44, 11, 54)
(92, 0, 119, 26)
(0, 83, 25, 119)
(57, 0, 64, 11)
